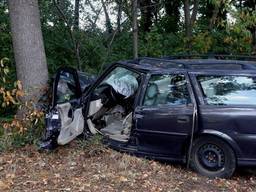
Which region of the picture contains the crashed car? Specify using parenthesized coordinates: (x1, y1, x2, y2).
(40, 57, 256, 178)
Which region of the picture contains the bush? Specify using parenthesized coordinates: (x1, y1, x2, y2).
(0, 58, 45, 152)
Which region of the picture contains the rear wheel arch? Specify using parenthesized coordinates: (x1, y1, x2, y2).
(192, 134, 237, 160)
(189, 134, 237, 178)
(196, 131, 242, 158)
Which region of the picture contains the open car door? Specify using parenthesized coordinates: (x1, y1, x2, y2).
(40, 67, 84, 150)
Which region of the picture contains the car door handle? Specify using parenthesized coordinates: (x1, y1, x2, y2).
(177, 116, 190, 123)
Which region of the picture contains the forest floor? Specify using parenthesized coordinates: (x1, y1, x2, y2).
(0, 138, 256, 192)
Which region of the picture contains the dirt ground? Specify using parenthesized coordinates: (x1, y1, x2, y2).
(0, 139, 256, 192)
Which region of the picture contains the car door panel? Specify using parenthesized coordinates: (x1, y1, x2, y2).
(134, 105, 193, 157)
(134, 72, 196, 158)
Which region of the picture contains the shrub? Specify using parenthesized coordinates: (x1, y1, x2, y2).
(0, 58, 45, 152)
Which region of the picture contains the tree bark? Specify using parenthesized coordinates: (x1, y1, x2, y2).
(101, 0, 113, 34)
(184, 0, 198, 51)
(132, 0, 138, 59)
(8, 0, 48, 102)
(116, 0, 122, 33)
(184, 0, 191, 39)
(74, 0, 81, 70)
(139, 0, 153, 32)
(209, 5, 219, 30)
(74, 0, 80, 30)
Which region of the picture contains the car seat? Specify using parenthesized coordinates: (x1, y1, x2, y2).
(143, 83, 159, 106)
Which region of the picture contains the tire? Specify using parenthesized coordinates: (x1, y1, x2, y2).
(189, 136, 236, 178)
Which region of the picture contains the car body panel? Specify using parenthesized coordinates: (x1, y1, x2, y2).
(41, 57, 256, 168)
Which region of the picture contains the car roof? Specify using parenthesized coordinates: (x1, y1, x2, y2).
(118, 57, 256, 73)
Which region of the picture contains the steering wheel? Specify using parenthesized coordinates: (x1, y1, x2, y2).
(95, 83, 118, 105)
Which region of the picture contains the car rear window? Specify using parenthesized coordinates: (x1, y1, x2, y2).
(197, 75, 256, 105)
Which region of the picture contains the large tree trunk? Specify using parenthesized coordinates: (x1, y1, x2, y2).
(8, 0, 48, 102)
(132, 0, 138, 59)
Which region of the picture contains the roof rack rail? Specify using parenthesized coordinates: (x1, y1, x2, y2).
(163, 54, 256, 61)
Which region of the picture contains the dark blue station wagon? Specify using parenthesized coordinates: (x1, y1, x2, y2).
(41, 57, 256, 178)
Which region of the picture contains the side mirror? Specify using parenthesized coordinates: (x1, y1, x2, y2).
(52, 67, 82, 107)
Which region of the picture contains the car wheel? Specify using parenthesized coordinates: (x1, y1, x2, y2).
(189, 136, 236, 178)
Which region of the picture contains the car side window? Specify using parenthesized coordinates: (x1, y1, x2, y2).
(197, 75, 256, 105)
(143, 74, 191, 106)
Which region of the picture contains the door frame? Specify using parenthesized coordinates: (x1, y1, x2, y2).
(52, 67, 82, 108)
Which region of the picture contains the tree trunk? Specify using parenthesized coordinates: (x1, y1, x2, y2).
(183, 0, 198, 51)
(209, 4, 219, 31)
(101, 0, 113, 34)
(184, 0, 192, 49)
(116, 0, 122, 33)
(8, 0, 48, 103)
(132, 0, 138, 59)
(74, 0, 81, 70)
(139, 0, 153, 32)
(74, 0, 80, 30)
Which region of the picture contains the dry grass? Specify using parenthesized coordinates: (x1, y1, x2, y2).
(0, 140, 256, 192)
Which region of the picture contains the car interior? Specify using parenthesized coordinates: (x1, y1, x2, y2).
(86, 67, 141, 142)
(143, 74, 191, 106)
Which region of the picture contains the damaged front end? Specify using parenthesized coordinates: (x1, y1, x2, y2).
(39, 66, 141, 150)
(39, 67, 95, 150)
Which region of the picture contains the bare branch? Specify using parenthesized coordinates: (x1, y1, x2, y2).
(53, 0, 81, 70)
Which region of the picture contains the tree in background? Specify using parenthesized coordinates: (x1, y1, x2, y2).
(239, 0, 256, 52)
(139, 0, 153, 32)
(162, 0, 181, 33)
(8, 0, 48, 103)
(184, 0, 199, 50)
(133, 0, 138, 58)
(1, 0, 256, 80)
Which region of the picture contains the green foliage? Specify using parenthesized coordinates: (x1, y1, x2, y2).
(0, 58, 20, 116)
(0, 0, 255, 152)
(0, 2, 12, 60)
(0, 57, 45, 152)
(0, 116, 44, 152)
